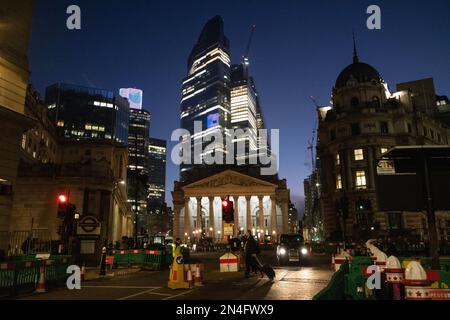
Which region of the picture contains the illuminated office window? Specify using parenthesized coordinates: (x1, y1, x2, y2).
(355, 170, 367, 189)
(336, 173, 342, 190)
(354, 149, 364, 161)
(335, 154, 340, 165)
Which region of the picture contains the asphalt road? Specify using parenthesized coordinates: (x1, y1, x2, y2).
(21, 251, 332, 300)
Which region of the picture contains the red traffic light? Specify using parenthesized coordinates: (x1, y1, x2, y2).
(58, 194, 68, 203)
(222, 200, 229, 207)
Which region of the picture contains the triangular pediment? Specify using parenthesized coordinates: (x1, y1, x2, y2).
(183, 170, 277, 190)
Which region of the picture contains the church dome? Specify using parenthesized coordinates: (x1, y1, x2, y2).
(335, 62, 382, 89)
(334, 34, 383, 89)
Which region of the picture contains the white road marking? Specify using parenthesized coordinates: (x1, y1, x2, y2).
(117, 288, 161, 300)
(83, 285, 160, 289)
(162, 289, 196, 300)
(146, 292, 173, 297)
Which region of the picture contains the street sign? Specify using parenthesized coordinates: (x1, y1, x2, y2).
(377, 160, 395, 175)
(77, 216, 101, 237)
(35, 253, 51, 260)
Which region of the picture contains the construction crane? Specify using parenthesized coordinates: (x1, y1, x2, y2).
(306, 96, 319, 170)
(242, 25, 256, 65)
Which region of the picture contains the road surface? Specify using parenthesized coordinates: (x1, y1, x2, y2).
(21, 250, 332, 300)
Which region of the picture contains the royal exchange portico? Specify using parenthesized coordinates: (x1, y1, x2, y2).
(172, 170, 290, 243)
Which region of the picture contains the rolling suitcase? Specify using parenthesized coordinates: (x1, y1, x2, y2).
(254, 256, 275, 280)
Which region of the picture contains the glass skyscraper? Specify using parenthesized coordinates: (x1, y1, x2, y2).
(45, 83, 129, 145)
(127, 108, 151, 230)
(180, 16, 231, 182)
(230, 63, 262, 164)
(147, 137, 166, 205)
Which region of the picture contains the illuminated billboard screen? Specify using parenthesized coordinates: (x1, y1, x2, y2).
(207, 113, 219, 128)
(119, 88, 143, 109)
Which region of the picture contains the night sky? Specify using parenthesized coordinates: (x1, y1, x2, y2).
(29, 0, 450, 213)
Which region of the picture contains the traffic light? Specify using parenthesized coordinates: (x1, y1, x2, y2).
(57, 194, 69, 218)
(222, 198, 234, 223)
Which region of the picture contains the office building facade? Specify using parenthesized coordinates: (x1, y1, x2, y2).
(180, 16, 231, 182)
(147, 137, 167, 206)
(46, 83, 129, 145)
(127, 108, 151, 234)
(317, 42, 450, 241)
(0, 0, 34, 242)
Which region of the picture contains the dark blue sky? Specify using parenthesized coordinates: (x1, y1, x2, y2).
(29, 0, 450, 211)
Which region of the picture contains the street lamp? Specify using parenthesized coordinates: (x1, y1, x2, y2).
(217, 230, 221, 243)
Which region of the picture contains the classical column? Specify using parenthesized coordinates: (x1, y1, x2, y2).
(196, 197, 203, 238)
(345, 149, 353, 190)
(258, 196, 265, 232)
(270, 195, 277, 237)
(281, 200, 289, 233)
(368, 146, 376, 189)
(184, 197, 191, 238)
(233, 196, 239, 236)
(245, 195, 252, 232)
(173, 202, 181, 239)
(208, 196, 215, 237)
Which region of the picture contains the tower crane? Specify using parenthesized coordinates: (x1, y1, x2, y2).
(306, 96, 319, 170)
(242, 25, 256, 65)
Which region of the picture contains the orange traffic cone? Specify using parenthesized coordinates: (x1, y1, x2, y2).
(194, 264, 203, 287)
(186, 269, 193, 288)
(80, 263, 86, 281)
(35, 265, 46, 293)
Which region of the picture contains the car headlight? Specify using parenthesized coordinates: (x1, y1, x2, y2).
(301, 247, 308, 255)
(279, 248, 286, 255)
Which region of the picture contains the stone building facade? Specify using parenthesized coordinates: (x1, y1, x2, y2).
(0, 1, 34, 236)
(172, 169, 290, 243)
(10, 140, 134, 258)
(317, 46, 450, 242)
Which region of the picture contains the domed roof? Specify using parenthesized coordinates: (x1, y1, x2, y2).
(335, 62, 382, 89)
(334, 34, 382, 89)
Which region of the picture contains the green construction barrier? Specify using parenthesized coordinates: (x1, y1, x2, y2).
(143, 250, 163, 270)
(438, 271, 450, 288)
(112, 250, 130, 267)
(313, 261, 348, 300)
(9, 255, 37, 262)
(16, 262, 39, 287)
(1, 257, 72, 298)
(0, 263, 16, 289)
(397, 256, 450, 272)
(128, 249, 144, 265)
(344, 256, 374, 300)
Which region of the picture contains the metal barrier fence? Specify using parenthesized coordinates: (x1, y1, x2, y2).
(0, 229, 53, 257)
(314, 255, 450, 300)
(111, 249, 172, 270)
(0, 256, 72, 298)
(0, 232, 8, 254)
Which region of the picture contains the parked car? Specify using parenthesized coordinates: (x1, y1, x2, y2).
(276, 234, 309, 266)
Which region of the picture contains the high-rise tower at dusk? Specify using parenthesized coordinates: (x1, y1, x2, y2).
(180, 16, 231, 182)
